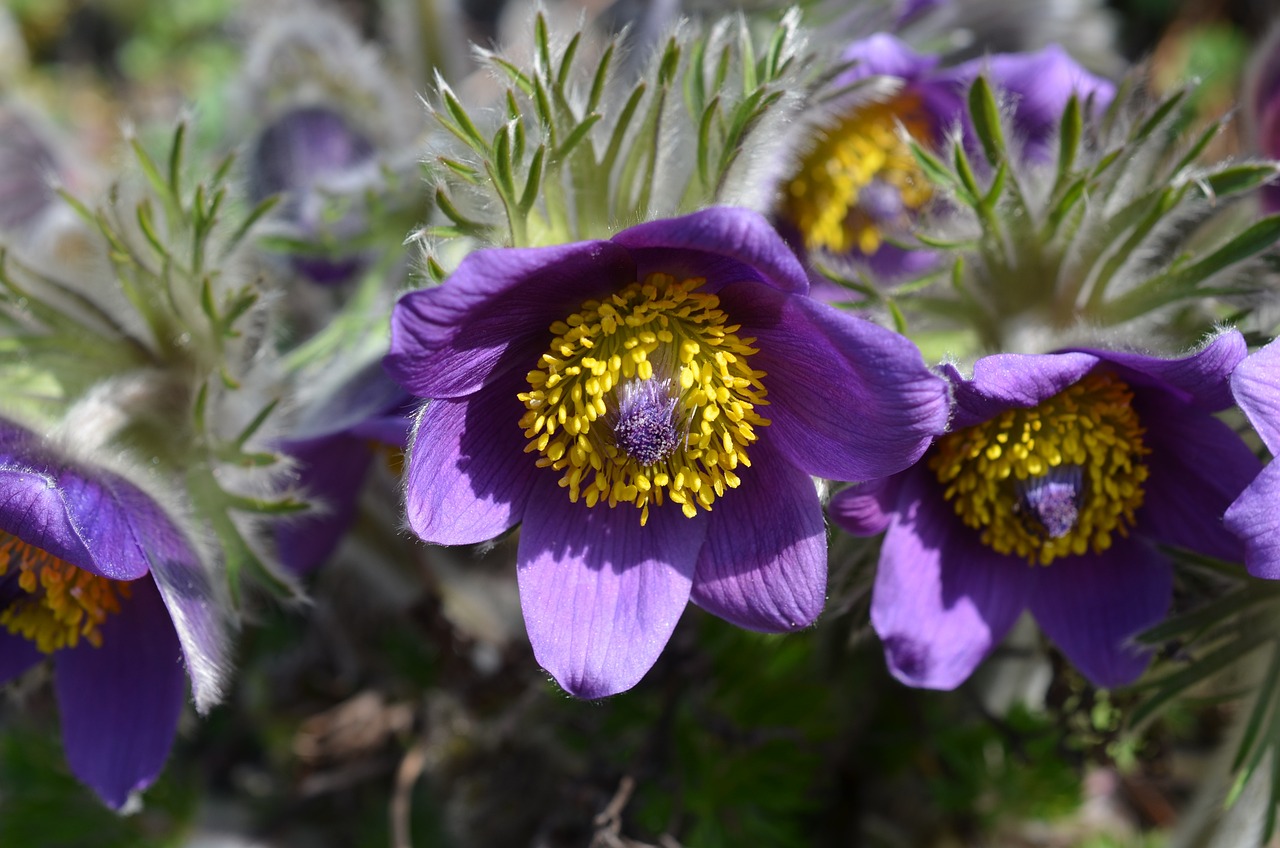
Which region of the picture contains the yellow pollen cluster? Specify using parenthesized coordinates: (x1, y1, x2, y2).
(0, 533, 132, 653)
(783, 93, 934, 256)
(929, 371, 1151, 565)
(518, 273, 770, 525)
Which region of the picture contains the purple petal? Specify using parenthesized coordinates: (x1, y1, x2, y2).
(1028, 540, 1170, 688)
(386, 240, 634, 399)
(871, 470, 1030, 689)
(516, 475, 707, 698)
(404, 370, 539, 546)
(1232, 337, 1280, 455)
(0, 466, 130, 579)
(829, 476, 902, 536)
(1134, 389, 1258, 562)
(101, 480, 231, 713)
(689, 441, 826, 632)
(54, 576, 186, 809)
(0, 629, 42, 684)
(277, 434, 376, 574)
(723, 280, 949, 481)
(1225, 463, 1280, 580)
(950, 353, 1099, 429)
(1245, 26, 1280, 163)
(836, 34, 941, 84)
(1083, 330, 1247, 412)
(0, 108, 60, 235)
(611, 207, 810, 295)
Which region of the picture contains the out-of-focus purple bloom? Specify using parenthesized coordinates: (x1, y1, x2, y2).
(1225, 339, 1280, 578)
(0, 107, 60, 236)
(277, 362, 414, 574)
(386, 206, 950, 698)
(780, 36, 1112, 284)
(1245, 25, 1280, 212)
(248, 105, 377, 285)
(0, 416, 229, 808)
(832, 332, 1257, 690)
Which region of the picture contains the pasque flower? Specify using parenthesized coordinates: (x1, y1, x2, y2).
(277, 361, 414, 574)
(780, 35, 1112, 282)
(386, 207, 950, 697)
(832, 332, 1259, 689)
(1225, 338, 1280, 578)
(0, 416, 229, 808)
(248, 105, 377, 285)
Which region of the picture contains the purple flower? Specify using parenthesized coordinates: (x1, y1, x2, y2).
(385, 207, 950, 698)
(1225, 338, 1280, 578)
(0, 417, 229, 808)
(277, 362, 414, 574)
(0, 107, 60, 236)
(248, 105, 377, 285)
(780, 37, 1112, 285)
(1245, 26, 1280, 213)
(831, 332, 1258, 690)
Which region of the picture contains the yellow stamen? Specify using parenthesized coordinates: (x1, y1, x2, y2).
(518, 273, 770, 526)
(0, 533, 132, 653)
(929, 371, 1151, 565)
(783, 92, 934, 256)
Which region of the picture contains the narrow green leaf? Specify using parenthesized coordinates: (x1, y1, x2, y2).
(1056, 95, 1081, 182)
(434, 188, 486, 231)
(426, 255, 447, 283)
(968, 76, 1006, 166)
(910, 140, 975, 206)
(130, 136, 170, 201)
(1232, 643, 1280, 772)
(168, 120, 186, 202)
(554, 113, 602, 161)
(489, 55, 535, 97)
(602, 83, 647, 175)
(535, 12, 552, 74)
(556, 31, 581, 90)
(518, 145, 545, 216)
(739, 20, 757, 93)
(1167, 119, 1223, 180)
(1130, 636, 1265, 728)
(440, 84, 490, 153)
(697, 97, 721, 190)
(587, 42, 614, 116)
(1138, 586, 1280, 644)
(135, 201, 168, 259)
(1201, 164, 1280, 201)
(1129, 88, 1188, 146)
(234, 399, 281, 449)
(221, 195, 280, 258)
(1106, 214, 1280, 323)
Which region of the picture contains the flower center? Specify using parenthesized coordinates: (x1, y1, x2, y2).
(0, 533, 131, 653)
(929, 371, 1150, 565)
(518, 273, 770, 525)
(783, 93, 934, 256)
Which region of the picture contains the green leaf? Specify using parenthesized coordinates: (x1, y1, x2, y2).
(554, 113, 602, 161)
(1130, 636, 1267, 728)
(1107, 214, 1280, 322)
(1056, 94, 1081, 183)
(1200, 164, 1280, 201)
(968, 76, 1006, 167)
(519, 144, 546, 217)
(910, 140, 975, 206)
